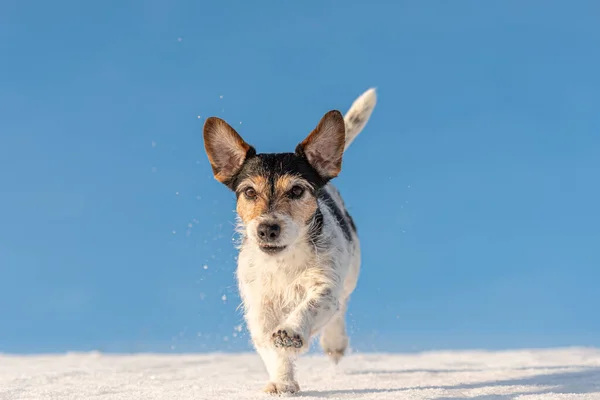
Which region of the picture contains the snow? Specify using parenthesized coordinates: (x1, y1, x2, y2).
(1, 347, 600, 399)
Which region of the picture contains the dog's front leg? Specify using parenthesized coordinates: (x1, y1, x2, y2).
(271, 280, 340, 353)
(244, 304, 300, 394)
(255, 345, 299, 394)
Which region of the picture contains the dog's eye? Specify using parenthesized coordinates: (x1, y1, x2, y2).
(244, 187, 257, 199)
(289, 185, 304, 199)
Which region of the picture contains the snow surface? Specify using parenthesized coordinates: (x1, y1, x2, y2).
(2, 347, 600, 399)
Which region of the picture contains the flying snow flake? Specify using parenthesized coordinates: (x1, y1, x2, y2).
(234, 325, 242, 332)
(188, 223, 193, 228)
(203, 265, 208, 270)
(219, 95, 223, 99)
(221, 295, 227, 302)
(239, 121, 243, 125)
(197, 115, 201, 119)
(177, 37, 183, 42)
(172, 230, 177, 235)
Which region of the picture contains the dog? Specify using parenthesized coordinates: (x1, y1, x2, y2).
(202, 88, 377, 394)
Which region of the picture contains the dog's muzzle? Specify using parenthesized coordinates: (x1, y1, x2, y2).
(256, 222, 287, 254)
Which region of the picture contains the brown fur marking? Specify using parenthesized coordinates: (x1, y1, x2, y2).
(236, 174, 318, 225)
(273, 175, 318, 225)
(236, 176, 269, 223)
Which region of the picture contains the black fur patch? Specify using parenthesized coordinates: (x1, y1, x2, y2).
(346, 211, 357, 233)
(227, 151, 326, 192)
(307, 208, 324, 246)
(318, 189, 353, 241)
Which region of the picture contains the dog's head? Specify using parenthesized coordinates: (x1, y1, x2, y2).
(202, 110, 345, 255)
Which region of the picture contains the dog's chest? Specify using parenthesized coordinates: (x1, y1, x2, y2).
(238, 248, 320, 313)
(262, 273, 307, 312)
(249, 266, 313, 308)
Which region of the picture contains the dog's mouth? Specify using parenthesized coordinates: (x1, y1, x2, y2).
(258, 244, 287, 255)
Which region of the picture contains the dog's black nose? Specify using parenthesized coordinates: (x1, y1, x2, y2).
(257, 223, 281, 242)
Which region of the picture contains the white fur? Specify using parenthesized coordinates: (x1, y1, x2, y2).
(233, 89, 376, 394)
(343, 87, 377, 151)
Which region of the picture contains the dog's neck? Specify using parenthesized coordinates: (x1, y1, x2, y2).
(237, 227, 322, 273)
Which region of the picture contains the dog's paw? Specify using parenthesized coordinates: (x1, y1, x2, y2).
(263, 381, 300, 395)
(323, 347, 346, 364)
(321, 333, 349, 364)
(271, 329, 304, 350)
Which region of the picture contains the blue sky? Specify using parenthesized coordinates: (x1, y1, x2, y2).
(1, 1, 599, 354)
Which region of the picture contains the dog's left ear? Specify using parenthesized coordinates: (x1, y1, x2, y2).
(203, 117, 254, 185)
(296, 110, 346, 180)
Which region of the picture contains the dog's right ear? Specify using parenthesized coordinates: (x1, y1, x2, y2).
(203, 117, 254, 185)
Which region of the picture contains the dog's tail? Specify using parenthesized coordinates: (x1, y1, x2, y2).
(342, 88, 377, 152)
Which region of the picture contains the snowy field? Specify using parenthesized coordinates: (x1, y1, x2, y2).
(1, 347, 600, 399)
